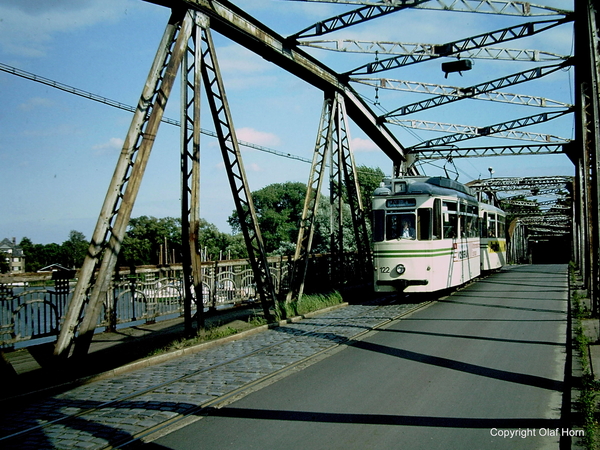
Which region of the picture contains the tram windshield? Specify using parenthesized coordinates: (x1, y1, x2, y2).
(386, 213, 416, 240)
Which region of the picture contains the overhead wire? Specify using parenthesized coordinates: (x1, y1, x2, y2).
(0, 61, 391, 178)
(0, 62, 313, 165)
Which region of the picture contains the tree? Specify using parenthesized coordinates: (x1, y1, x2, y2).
(61, 230, 88, 269)
(120, 216, 182, 266)
(355, 165, 385, 220)
(0, 252, 9, 273)
(197, 218, 244, 260)
(227, 180, 367, 256)
(118, 216, 241, 266)
(228, 182, 308, 254)
(19, 237, 37, 272)
(19, 237, 62, 272)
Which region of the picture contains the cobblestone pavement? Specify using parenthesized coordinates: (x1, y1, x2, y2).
(0, 302, 424, 450)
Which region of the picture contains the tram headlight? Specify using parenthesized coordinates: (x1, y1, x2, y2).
(395, 264, 406, 275)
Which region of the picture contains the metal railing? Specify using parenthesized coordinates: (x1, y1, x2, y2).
(0, 253, 361, 349)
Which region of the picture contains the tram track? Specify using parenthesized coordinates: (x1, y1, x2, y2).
(0, 298, 431, 450)
(110, 299, 433, 450)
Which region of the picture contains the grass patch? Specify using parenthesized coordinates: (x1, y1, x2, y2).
(144, 291, 344, 358)
(278, 291, 344, 319)
(571, 274, 600, 449)
(147, 315, 267, 357)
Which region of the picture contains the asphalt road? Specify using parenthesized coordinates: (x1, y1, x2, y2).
(147, 265, 570, 450)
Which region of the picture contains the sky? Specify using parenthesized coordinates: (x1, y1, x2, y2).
(0, 0, 575, 244)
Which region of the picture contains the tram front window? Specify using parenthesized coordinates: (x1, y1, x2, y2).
(386, 213, 416, 240)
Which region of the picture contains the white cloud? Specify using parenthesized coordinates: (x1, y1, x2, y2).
(236, 127, 281, 147)
(214, 44, 281, 90)
(93, 137, 123, 154)
(217, 45, 267, 74)
(247, 162, 261, 172)
(0, 0, 136, 57)
(351, 137, 378, 153)
(18, 97, 54, 111)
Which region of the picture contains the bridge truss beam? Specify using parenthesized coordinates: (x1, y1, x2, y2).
(198, 17, 278, 322)
(287, 93, 371, 302)
(353, 77, 571, 109)
(56, 10, 194, 358)
(56, 8, 283, 358)
(467, 175, 573, 192)
(301, 39, 569, 63)
(348, 18, 572, 75)
(404, 110, 572, 150)
(286, 0, 570, 17)
(409, 144, 565, 161)
(383, 60, 572, 117)
(145, 0, 409, 173)
(180, 14, 205, 333)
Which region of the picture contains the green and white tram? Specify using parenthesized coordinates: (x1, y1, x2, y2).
(372, 176, 498, 293)
(479, 202, 507, 271)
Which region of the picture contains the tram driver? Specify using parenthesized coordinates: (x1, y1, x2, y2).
(401, 219, 415, 239)
(386, 213, 416, 240)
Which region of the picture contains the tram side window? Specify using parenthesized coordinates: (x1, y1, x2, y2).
(466, 205, 479, 238)
(459, 203, 467, 238)
(442, 201, 457, 239)
(433, 198, 442, 240)
(372, 210, 385, 242)
(386, 213, 416, 240)
(417, 208, 432, 240)
(481, 212, 488, 238)
(498, 215, 506, 237)
(488, 213, 497, 238)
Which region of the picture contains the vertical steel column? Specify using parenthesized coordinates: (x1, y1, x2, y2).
(329, 96, 345, 285)
(286, 95, 335, 302)
(55, 10, 190, 358)
(336, 93, 373, 281)
(180, 12, 205, 335)
(573, 160, 585, 276)
(577, 157, 589, 287)
(198, 25, 276, 320)
(575, 0, 600, 312)
(589, 4, 600, 314)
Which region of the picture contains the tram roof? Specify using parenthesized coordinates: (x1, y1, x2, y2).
(375, 176, 477, 199)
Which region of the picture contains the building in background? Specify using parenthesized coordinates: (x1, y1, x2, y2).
(0, 238, 25, 273)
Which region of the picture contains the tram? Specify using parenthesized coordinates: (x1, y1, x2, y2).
(372, 176, 506, 293)
(479, 202, 507, 271)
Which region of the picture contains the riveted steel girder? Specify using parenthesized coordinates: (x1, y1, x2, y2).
(286, 0, 570, 17)
(302, 40, 569, 63)
(56, 9, 193, 358)
(353, 77, 571, 109)
(286, 96, 335, 302)
(198, 23, 277, 320)
(348, 18, 572, 75)
(411, 144, 564, 160)
(335, 94, 372, 280)
(180, 12, 205, 333)
(286, 93, 371, 301)
(383, 60, 573, 118)
(144, 0, 408, 168)
(406, 109, 572, 150)
(468, 175, 573, 192)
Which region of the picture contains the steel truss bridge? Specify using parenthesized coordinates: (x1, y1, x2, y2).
(468, 176, 573, 250)
(2, 0, 595, 359)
